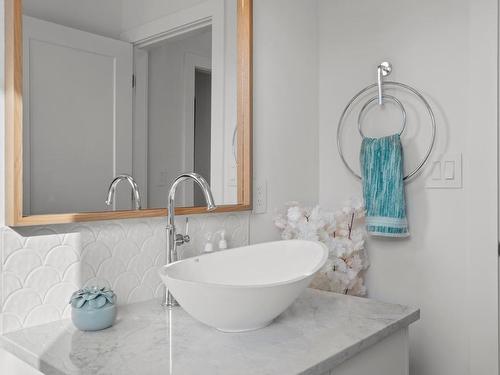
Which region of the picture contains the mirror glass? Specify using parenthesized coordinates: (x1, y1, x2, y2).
(21, 0, 238, 215)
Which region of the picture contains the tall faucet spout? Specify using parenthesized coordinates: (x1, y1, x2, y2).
(164, 172, 216, 307)
(167, 173, 216, 225)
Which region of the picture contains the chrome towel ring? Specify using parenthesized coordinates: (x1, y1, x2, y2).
(357, 94, 407, 138)
(337, 62, 436, 181)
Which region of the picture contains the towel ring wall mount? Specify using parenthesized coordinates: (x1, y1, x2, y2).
(337, 62, 436, 181)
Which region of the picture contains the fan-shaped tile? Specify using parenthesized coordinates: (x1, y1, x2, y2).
(113, 272, 140, 305)
(141, 236, 164, 263)
(3, 230, 24, 259)
(24, 304, 61, 327)
(154, 252, 166, 266)
(152, 223, 167, 237)
(81, 242, 111, 271)
(182, 215, 204, 233)
(65, 225, 96, 247)
(62, 304, 71, 319)
(97, 223, 126, 248)
(142, 267, 162, 291)
(154, 283, 165, 299)
(97, 257, 126, 285)
(178, 245, 196, 259)
(25, 234, 63, 261)
(3, 289, 42, 322)
(44, 282, 78, 312)
(79, 262, 96, 285)
(84, 277, 111, 290)
(2, 312, 22, 333)
(112, 240, 139, 264)
(60, 232, 83, 255)
(125, 221, 154, 248)
(3, 273, 22, 300)
(128, 253, 153, 276)
(25, 267, 60, 298)
(231, 228, 247, 247)
(4, 249, 42, 282)
(62, 262, 82, 285)
(45, 246, 79, 274)
(222, 213, 243, 232)
(128, 285, 153, 303)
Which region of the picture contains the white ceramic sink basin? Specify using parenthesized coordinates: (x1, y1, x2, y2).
(159, 240, 328, 332)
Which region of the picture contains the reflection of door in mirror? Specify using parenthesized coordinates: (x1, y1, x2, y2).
(18, 0, 241, 218)
(22, 15, 133, 215)
(194, 69, 212, 206)
(139, 28, 214, 209)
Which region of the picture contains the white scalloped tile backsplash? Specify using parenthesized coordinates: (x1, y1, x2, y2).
(0, 213, 250, 334)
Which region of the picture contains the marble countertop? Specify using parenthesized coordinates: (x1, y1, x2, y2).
(1, 289, 419, 375)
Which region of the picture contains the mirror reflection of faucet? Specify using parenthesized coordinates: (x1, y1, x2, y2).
(105, 174, 142, 210)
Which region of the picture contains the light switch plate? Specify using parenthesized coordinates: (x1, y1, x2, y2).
(426, 153, 462, 189)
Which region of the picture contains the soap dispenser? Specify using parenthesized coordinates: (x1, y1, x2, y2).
(204, 232, 214, 253)
(218, 230, 228, 250)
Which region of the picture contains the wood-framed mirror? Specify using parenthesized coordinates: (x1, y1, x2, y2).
(5, 0, 252, 226)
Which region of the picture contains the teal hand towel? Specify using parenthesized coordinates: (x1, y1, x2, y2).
(360, 134, 409, 237)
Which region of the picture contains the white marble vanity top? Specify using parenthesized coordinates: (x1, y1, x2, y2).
(0, 289, 419, 375)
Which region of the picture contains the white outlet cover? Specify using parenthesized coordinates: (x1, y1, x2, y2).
(253, 179, 267, 214)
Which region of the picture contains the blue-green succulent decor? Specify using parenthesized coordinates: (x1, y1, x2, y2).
(69, 287, 117, 331)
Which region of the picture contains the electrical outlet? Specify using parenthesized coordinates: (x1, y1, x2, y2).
(253, 179, 267, 214)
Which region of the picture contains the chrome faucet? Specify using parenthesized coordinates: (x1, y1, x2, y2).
(105, 174, 142, 210)
(164, 173, 216, 307)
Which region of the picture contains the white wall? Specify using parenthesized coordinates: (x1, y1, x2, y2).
(249, 0, 319, 243)
(317, 1, 498, 375)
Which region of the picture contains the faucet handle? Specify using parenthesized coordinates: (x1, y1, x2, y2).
(183, 217, 190, 243)
(175, 218, 190, 245)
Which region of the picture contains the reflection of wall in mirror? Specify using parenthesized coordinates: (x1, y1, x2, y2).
(23, 0, 124, 38)
(223, 0, 238, 205)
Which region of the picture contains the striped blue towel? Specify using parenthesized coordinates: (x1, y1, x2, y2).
(360, 134, 409, 237)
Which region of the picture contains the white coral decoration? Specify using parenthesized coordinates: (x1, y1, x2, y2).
(273, 198, 369, 296)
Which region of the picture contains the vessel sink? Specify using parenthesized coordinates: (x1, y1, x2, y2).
(159, 240, 328, 332)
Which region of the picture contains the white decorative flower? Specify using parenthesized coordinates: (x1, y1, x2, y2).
(287, 206, 305, 226)
(285, 201, 300, 208)
(346, 253, 363, 274)
(273, 199, 369, 297)
(281, 227, 294, 240)
(273, 215, 288, 230)
(332, 257, 348, 273)
(332, 238, 354, 258)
